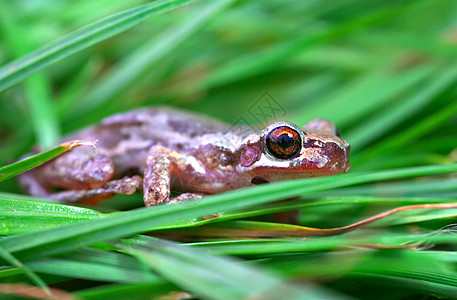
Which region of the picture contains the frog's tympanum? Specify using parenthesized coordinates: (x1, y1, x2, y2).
(20, 108, 350, 206)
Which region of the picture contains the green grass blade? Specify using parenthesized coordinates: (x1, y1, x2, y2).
(0, 140, 95, 182)
(67, 0, 233, 123)
(117, 236, 350, 300)
(1, 163, 456, 261)
(201, 1, 407, 90)
(346, 63, 457, 150)
(28, 258, 157, 283)
(75, 282, 177, 300)
(189, 231, 457, 256)
(0, 0, 197, 92)
(55, 58, 102, 116)
(0, 197, 104, 235)
(292, 64, 435, 127)
(22, 75, 60, 149)
(0, 4, 60, 149)
(262, 250, 457, 298)
(0, 246, 50, 295)
(20, 247, 167, 283)
(353, 98, 457, 167)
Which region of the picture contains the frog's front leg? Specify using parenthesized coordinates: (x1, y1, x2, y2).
(143, 145, 207, 207)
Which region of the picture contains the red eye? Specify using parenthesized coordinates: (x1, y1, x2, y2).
(265, 126, 302, 159)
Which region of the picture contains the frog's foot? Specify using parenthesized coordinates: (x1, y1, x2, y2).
(19, 147, 117, 200)
(166, 193, 205, 204)
(36, 149, 115, 190)
(167, 193, 218, 219)
(48, 176, 143, 203)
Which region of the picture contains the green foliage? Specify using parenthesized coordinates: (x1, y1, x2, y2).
(1, 0, 457, 299)
(0, 141, 95, 182)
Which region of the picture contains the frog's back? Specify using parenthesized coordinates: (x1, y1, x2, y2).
(71, 107, 230, 146)
(67, 107, 237, 175)
(101, 107, 230, 136)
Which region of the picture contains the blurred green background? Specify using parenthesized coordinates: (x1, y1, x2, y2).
(2, 0, 457, 299)
(2, 0, 457, 172)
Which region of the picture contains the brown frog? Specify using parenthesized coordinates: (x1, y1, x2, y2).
(19, 107, 350, 206)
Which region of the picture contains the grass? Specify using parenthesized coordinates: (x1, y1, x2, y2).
(1, 0, 457, 299)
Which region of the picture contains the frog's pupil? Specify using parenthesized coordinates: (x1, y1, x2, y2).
(277, 133, 294, 149)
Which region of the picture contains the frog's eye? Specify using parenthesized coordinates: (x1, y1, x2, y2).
(265, 126, 302, 159)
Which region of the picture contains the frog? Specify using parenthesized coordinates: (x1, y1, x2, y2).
(19, 107, 350, 207)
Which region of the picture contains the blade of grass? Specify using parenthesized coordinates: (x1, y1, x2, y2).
(348, 273, 457, 298)
(55, 57, 102, 116)
(291, 63, 435, 127)
(0, 246, 50, 295)
(259, 250, 457, 298)
(372, 207, 457, 226)
(0, 126, 33, 165)
(0, 198, 104, 235)
(310, 178, 457, 198)
(66, 0, 234, 124)
(153, 202, 457, 238)
(23, 75, 60, 149)
(338, 252, 457, 296)
(0, 0, 198, 92)
(289, 46, 386, 72)
(352, 30, 457, 56)
(346, 63, 457, 150)
(0, 4, 60, 149)
(117, 236, 350, 300)
(200, 0, 409, 90)
(206, 196, 457, 227)
(6, 192, 456, 237)
(0, 140, 95, 182)
(28, 258, 157, 283)
(188, 231, 457, 256)
(1, 163, 457, 261)
(75, 282, 177, 300)
(0, 247, 164, 284)
(353, 97, 457, 167)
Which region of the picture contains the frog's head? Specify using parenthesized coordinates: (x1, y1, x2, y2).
(236, 120, 350, 184)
